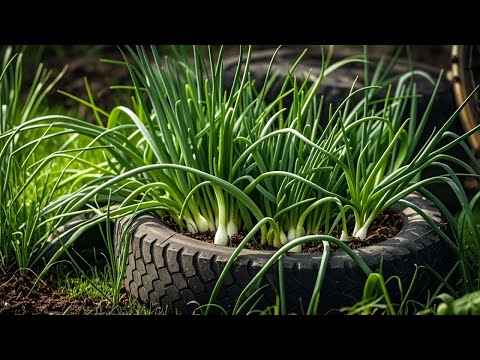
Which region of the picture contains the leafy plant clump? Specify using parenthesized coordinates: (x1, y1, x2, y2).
(0, 46, 68, 273)
(2, 44, 480, 315)
(3, 45, 479, 265)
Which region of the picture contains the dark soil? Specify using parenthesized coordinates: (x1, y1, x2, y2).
(302, 209, 403, 253)
(0, 272, 129, 315)
(163, 209, 403, 253)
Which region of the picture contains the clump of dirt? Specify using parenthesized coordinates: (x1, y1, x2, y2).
(0, 272, 127, 315)
(163, 209, 403, 253)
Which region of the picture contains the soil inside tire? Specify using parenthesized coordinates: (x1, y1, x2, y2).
(161, 209, 403, 253)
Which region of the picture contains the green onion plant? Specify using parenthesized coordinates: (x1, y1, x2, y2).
(0, 46, 67, 273)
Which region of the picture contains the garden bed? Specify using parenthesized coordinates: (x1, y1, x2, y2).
(115, 193, 453, 314)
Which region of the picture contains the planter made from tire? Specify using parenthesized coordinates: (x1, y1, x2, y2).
(114, 193, 454, 315)
(223, 48, 470, 213)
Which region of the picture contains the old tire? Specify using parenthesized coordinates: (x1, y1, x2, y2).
(114, 193, 455, 314)
(41, 212, 111, 268)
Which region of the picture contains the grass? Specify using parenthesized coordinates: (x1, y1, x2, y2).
(56, 265, 166, 315)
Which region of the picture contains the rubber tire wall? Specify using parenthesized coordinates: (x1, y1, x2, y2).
(115, 193, 454, 314)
